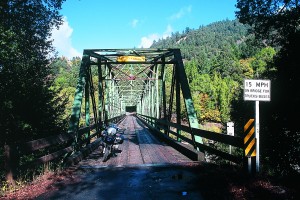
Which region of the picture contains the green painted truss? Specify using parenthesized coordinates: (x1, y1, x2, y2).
(68, 48, 203, 149)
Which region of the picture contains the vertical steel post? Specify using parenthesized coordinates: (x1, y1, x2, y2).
(98, 60, 103, 129)
(151, 81, 155, 125)
(173, 49, 204, 150)
(108, 72, 112, 119)
(141, 94, 144, 115)
(146, 86, 149, 116)
(68, 52, 89, 135)
(161, 57, 166, 120)
(142, 95, 145, 115)
(176, 65, 181, 142)
(141, 96, 144, 115)
(88, 65, 98, 136)
(160, 57, 167, 134)
(167, 67, 176, 136)
(155, 65, 160, 119)
(137, 99, 140, 114)
(104, 65, 109, 125)
(85, 65, 90, 142)
(148, 82, 151, 117)
(110, 79, 113, 118)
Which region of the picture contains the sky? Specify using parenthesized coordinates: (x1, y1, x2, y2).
(51, 0, 238, 59)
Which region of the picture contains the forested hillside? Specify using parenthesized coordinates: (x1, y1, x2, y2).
(152, 19, 252, 61)
(151, 20, 275, 126)
(151, 18, 299, 177)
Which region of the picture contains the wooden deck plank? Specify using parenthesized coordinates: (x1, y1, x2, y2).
(77, 115, 193, 167)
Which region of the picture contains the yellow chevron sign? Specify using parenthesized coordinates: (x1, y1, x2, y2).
(244, 119, 256, 157)
(117, 56, 146, 62)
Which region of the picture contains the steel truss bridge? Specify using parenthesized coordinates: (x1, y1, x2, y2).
(4, 49, 248, 186)
(68, 48, 204, 150)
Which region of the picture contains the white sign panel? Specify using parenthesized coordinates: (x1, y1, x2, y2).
(227, 122, 234, 136)
(244, 79, 271, 101)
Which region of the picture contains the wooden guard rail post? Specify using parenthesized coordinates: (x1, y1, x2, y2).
(4, 144, 18, 185)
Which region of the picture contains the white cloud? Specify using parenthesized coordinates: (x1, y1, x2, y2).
(138, 25, 173, 48)
(169, 5, 192, 20)
(131, 19, 139, 28)
(162, 25, 173, 39)
(139, 34, 160, 48)
(51, 17, 81, 59)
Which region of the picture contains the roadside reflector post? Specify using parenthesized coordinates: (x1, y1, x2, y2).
(244, 118, 256, 174)
(227, 122, 234, 165)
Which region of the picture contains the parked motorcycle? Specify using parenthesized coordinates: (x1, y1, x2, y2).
(101, 124, 124, 162)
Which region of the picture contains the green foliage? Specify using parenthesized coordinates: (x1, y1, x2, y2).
(239, 58, 255, 78)
(152, 20, 278, 135)
(219, 78, 239, 122)
(0, 0, 66, 144)
(152, 19, 251, 62)
(236, 0, 300, 175)
(152, 20, 262, 125)
(49, 57, 81, 122)
(184, 60, 240, 124)
(0, 1, 69, 184)
(250, 47, 276, 78)
(236, 0, 300, 46)
(152, 17, 300, 176)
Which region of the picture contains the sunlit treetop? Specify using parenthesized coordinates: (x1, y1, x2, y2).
(236, 0, 300, 45)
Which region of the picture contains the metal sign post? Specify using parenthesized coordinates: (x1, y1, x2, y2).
(255, 101, 260, 172)
(244, 79, 271, 173)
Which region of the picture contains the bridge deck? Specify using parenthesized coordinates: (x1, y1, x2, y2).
(78, 115, 192, 168)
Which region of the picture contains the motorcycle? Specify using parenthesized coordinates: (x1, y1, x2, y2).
(101, 124, 124, 162)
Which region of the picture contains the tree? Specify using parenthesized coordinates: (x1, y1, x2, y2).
(236, 0, 300, 175)
(236, 0, 300, 46)
(0, 0, 66, 146)
(50, 56, 81, 121)
(250, 46, 276, 77)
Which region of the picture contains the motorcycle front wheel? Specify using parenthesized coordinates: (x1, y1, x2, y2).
(102, 146, 110, 162)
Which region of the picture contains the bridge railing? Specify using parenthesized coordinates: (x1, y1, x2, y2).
(136, 114, 244, 164)
(3, 114, 126, 184)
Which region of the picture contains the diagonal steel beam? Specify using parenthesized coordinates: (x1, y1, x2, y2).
(173, 49, 204, 149)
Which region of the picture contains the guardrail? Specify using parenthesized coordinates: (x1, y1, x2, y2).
(3, 114, 126, 184)
(136, 114, 244, 164)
